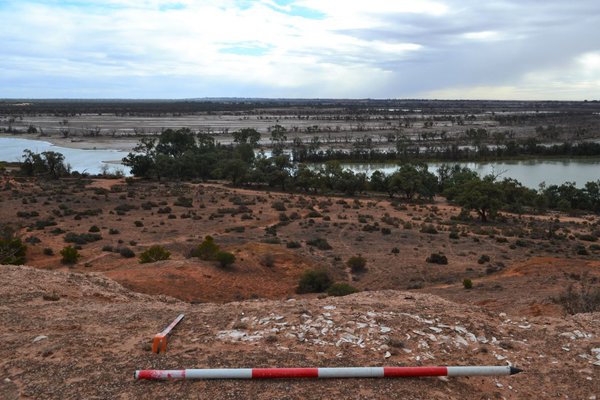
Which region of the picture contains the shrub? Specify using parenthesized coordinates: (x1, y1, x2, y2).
(102, 245, 114, 252)
(426, 253, 448, 265)
(306, 238, 332, 250)
(64, 232, 102, 245)
(215, 251, 235, 268)
(381, 227, 391, 235)
(134, 220, 144, 227)
(190, 235, 220, 260)
(327, 282, 359, 297)
(347, 255, 367, 273)
(261, 253, 275, 268)
(141, 201, 157, 210)
(577, 234, 597, 242)
(420, 224, 438, 234)
(271, 201, 286, 211)
(296, 269, 332, 293)
(463, 278, 473, 289)
(43, 247, 54, 256)
(88, 225, 100, 233)
(25, 236, 41, 244)
(477, 254, 491, 264)
(391, 247, 400, 254)
(60, 246, 80, 264)
(118, 247, 135, 258)
(449, 231, 460, 240)
(109, 228, 120, 235)
(286, 241, 301, 249)
(552, 276, 600, 314)
(139, 245, 171, 264)
(0, 237, 27, 265)
(174, 196, 193, 207)
(114, 204, 137, 213)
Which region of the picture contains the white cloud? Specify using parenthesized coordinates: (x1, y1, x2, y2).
(1, 0, 599, 98)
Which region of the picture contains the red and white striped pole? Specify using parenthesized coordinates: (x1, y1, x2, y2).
(135, 366, 522, 380)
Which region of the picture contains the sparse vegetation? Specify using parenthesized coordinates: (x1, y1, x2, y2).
(296, 269, 332, 293)
(553, 276, 600, 314)
(60, 246, 80, 264)
(327, 282, 359, 296)
(215, 251, 235, 268)
(347, 255, 367, 273)
(306, 238, 332, 250)
(191, 235, 220, 260)
(426, 253, 448, 265)
(139, 245, 171, 264)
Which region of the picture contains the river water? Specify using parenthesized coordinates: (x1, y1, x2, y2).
(0, 137, 130, 175)
(0, 137, 598, 188)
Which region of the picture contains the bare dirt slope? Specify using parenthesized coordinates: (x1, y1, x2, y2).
(1, 265, 598, 399)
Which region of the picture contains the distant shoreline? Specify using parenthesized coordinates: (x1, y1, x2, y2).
(0, 133, 138, 152)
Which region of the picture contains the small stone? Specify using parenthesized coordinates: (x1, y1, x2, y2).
(4, 378, 11, 383)
(33, 335, 48, 343)
(496, 383, 503, 388)
(384, 351, 391, 358)
(323, 306, 336, 310)
(380, 327, 392, 333)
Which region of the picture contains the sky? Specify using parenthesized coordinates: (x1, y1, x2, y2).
(1, 0, 600, 100)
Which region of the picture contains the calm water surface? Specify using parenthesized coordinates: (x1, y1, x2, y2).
(1, 137, 598, 187)
(0, 137, 130, 175)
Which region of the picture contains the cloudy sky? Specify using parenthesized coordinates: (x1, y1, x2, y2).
(1, 0, 600, 99)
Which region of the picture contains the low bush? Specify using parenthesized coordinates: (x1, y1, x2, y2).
(477, 254, 491, 264)
(60, 246, 81, 264)
(577, 234, 597, 242)
(64, 232, 102, 245)
(552, 276, 600, 314)
(190, 235, 220, 260)
(174, 196, 193, 208)
(88, 225, 100, 233)
(420, 224, 438, 234)
(426, 253, 448, 265)
(347, 255, 367, 273)
(306, 238, 332, 250)
(296, 269, 332, 293)
(215, 251, 235, 268)
(271, 201, 286, 211)
(327, 282, 359, 297)
(261, 253, 275, 268)
(139, 245, 171, 264)
(286, 241, 301, 249)
(118, 247, 135, 258)
(0, 237, 27, 265)
(463, 278, 473, 289)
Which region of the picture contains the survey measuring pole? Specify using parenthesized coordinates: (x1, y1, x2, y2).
(135, 366, 523, 380)
(152, 314, 185, 354)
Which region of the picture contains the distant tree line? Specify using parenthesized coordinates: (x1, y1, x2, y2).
(291, 140, 600, 163)
(119, 128, 600, 218)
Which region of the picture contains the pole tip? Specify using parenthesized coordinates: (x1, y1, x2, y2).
(509, 367, 523, 375)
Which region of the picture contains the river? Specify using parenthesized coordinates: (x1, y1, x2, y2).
(0, 137, 130, 175)
(0, 137, 598, 188)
